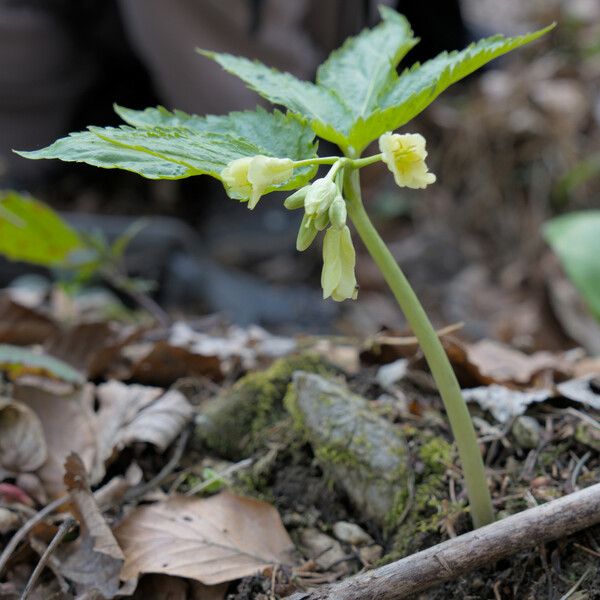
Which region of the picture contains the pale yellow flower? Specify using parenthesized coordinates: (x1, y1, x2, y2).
(379, 132, 436, 189)
(303, 178, 338, 216)
(321, 225, 358, 302)
(221, 155, 294, 209)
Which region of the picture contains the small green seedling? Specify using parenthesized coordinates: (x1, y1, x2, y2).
(543, 210, 600, 324)
(0, 190, 165, 323)
(18, 8, 554, 528)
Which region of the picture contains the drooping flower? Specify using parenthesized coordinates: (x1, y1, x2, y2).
(221, 155, 294, 209)
(328, 194, 347, 229)
(379, 132, 436, 189)
(303, 178, 338, 216)
(321, 225, 358, 302)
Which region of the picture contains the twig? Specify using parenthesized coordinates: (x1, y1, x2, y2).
(185, 457, 254, 496)
(285, 483, 600, 600)
(124, 426, 190, 502)
(0, 496, 69, 577)
(558, 566, 592, 600)
(370, 322, 465, 347)
(570, 452, 591, 492)
(20, 518, 74, 600)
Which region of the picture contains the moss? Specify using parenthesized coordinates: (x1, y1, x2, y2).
(383, 434, 464, 560)
(193, 353, 335, 459)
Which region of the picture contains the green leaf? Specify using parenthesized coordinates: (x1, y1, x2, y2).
(0, 191, 83, 266)
(543, 210, 600, 321)
(114, 105, 317, 163)
(0, 344, 85, 384)
(317, 6, 417, 122)
(198, 50, 351, 148)
(19, 108, 319, 192)
(17, 131, 197, 180)
(349, 23, 555, 151)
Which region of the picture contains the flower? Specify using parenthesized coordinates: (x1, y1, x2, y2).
(221, 155, 294, 209)
(379, 132, 436, 189)
(321, 225, 358, 302)
(303, 178, 338, 216)
(328, 194, 347, 229)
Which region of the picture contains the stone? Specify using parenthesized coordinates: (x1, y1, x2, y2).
(332, 521, 373, 546)
(512, 415, 542, 449)
(285, 372, 410, 527)
(297, 528, 349, 572)
(358, 544, 383, 565)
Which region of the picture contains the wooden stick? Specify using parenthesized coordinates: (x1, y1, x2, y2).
(287, 483, 600, 600)
(20, 518, 74, 600)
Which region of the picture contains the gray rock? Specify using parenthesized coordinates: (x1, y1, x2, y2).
(297, 528, 349, 572)
(359, 544, 383, 565)
(332, 521, 373, 546)
(285, 372, 410, 527)
(512, 415, 542, 449)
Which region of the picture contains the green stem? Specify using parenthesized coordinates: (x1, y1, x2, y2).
(344, 168, 494, 528)
(294, 153, 382, 170)
(293, 156, 340, 168)
(350, 153, 383, 168)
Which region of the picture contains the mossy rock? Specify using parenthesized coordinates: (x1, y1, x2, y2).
(193, 353, 335, 459)
(285, 371, 410, 528)
(387, 436, 465, 560)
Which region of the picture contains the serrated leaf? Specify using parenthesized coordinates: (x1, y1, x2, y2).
(17, 131, 196, 180)
(114, 105, 318, 164)
(0, 344, 85, 384)
(0, 191, 83, 266)
(543, 211, 600, 321)
(198, 50, 351, 148)
(349, 23, 555, 151)
(317, 6, 417, 122)
(20, 109, 318, 192)
(89, 126, 260, 176)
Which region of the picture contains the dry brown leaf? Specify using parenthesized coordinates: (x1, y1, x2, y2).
(0, 396, 47, 472)
(45, 321, 143, 379)
(13, 382, 97, 497)
(115, 491, 296, 586)
(0, 296, 57, 345)
(448, 338, 571, 386)
(54, 454, 125, 599)
(132, 574, 227, 600)
(126, 341, 223, 386)
(93, 381, 193, 483)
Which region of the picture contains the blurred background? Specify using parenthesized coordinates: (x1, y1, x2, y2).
(1, 0, 599, 349)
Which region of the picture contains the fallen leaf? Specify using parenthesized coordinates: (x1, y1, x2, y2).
(0, 344, 85, 385)
(557, 376, 600, 410)
(13, 382, 97, 497)
(45, 321, 142, 379)
(55, 454, 125, 599)
(115, 491, 296, 585)
(93, 381, 193, 483)
(126, 341, 223, 386)
(463, 385, 551, 423)
(0, 507, 20, 533)
(0, 397, 47, 472)
(0, 296, 57, 345)
(448, 339, 571, 386)
(132, 574, 227, 600)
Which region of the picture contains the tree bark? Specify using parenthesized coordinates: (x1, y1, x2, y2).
(287, 482, 600, 600)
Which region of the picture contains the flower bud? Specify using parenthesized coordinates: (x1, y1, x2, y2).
(321, 225, 357, 302)
(221, 155, 294, 209)
(304, 178, 338, 216)
(296, 213, 319, 251)
(378, 132, 436, 190)
(284, 185, 310, 210)
(328, 195, 347, 229)
(314, 211, 330, 232)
